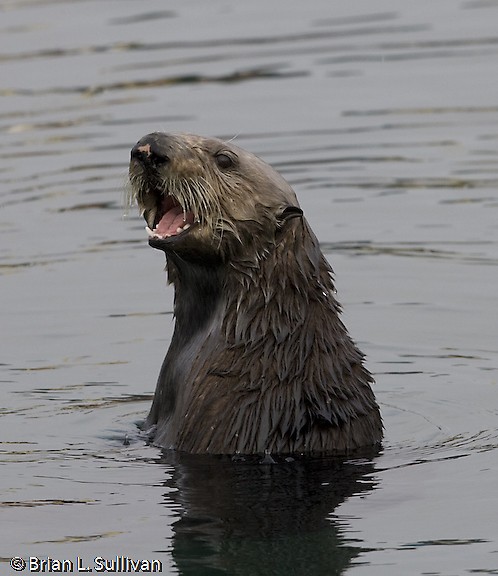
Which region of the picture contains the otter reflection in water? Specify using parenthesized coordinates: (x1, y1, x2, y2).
(127, 132, 382, 455)
(161, 452, 378, 575)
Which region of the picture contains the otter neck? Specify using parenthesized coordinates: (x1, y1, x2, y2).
(167, 255, 224, 342)
(223, 221, 338, 348)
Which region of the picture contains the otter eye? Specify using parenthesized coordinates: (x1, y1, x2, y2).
(215, 153, 234, 170)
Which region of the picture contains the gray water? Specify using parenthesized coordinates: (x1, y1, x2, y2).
(1, 1, 498, 574)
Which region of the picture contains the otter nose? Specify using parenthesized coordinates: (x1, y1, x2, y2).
(130, 136, 170, 168)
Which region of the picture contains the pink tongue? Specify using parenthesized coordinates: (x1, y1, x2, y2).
(155, 206, 194, 236)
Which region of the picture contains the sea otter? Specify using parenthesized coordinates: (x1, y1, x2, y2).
(127, 132, 382, 455)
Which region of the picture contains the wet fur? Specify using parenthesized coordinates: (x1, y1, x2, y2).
(128, 133, 382, 455)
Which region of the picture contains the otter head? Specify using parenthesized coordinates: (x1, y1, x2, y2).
(128, 132, 303, 265)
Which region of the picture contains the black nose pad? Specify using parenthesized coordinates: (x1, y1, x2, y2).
(130, 140, 170, 168)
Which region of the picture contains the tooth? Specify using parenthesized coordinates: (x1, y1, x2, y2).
(146, 226, 155, 238)
(176, 227, 183, 234)
(145, 207, 157, 229)
(183, 223, 191, 230)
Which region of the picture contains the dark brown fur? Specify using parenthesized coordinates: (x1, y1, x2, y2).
(128, 132, 382, 455)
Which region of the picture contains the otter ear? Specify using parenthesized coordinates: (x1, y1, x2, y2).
(277, 205, 303, 224)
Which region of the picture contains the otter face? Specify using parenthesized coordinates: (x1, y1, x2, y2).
(128, 132, 302, 263)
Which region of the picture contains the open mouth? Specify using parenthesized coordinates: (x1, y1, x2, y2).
(142, 194, 197, 240)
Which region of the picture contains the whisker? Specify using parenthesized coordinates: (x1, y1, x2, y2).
(128, 168, 241, 248)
